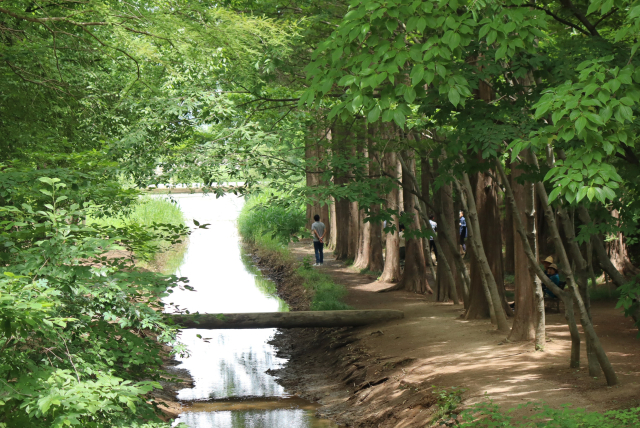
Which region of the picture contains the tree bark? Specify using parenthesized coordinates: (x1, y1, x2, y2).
(332, 124, 351, 260)
(435, 181, 460, 303)
(366, 124, 384, 272)
(328, 196, 337, 250)
(394, 150, 433, 294)
(504, 164, 515, 275)
(457, 173, 510, 331)
(380, 150, 401, 282)
(507, 159, 543, 344)
(462, 169, 510, 325)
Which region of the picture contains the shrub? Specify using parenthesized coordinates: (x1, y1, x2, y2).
(237, 192, 306, 246)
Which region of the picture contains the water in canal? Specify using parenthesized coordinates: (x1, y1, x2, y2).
(162, 194, 337, 428)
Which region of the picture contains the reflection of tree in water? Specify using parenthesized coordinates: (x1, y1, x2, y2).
(177, 408, 337, 428)
(213, 344, 284, 398)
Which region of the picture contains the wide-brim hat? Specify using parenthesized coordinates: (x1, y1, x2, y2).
(549, 263, 558, 270)
(542, 256, 554, 264)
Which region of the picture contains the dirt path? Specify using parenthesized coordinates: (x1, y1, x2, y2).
(274, 240, 640, 427)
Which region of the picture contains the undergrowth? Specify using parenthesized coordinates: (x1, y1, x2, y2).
(299, 256, 352, 311)
(459, 400, 640, 427)
(237, 191, 306, 245)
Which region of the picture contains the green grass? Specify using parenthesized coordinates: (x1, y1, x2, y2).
(297, 264, 352, 311)
(360, 267, 382, 278)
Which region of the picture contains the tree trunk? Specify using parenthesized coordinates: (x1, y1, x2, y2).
(328, 196, 337, 250)
(435, 182, 460, 303)
(366, 126, 385, 273)
(380, 151, 401, 282)
(333, 124, 351, 260)
(504, 164, 515, 275)
(463, 170, 510, 323)
(395, 150, 433, 294)
(508, 160, 543, 344)
(353, 207, 371, 269)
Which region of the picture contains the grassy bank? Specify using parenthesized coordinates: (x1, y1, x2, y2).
(88, 196, 188, 274)
(238, 193, 351, 311)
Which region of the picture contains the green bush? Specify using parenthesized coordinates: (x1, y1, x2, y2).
(0, 177, 188, 427)
(237, 192, 306, 246)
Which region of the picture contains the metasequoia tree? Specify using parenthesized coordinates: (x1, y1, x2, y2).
(390, 150, 432, 294)
(380, 150, 402, 283)
(507, 158, 544, 347)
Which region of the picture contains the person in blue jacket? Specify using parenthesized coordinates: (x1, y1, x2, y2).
(543, 263, 560, 298)
(459, 210, 467, 253)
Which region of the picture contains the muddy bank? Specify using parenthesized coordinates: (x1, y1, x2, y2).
(247, 243, 452, 428)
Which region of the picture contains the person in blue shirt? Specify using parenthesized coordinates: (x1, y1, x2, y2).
(459, 210, 467, 253)
(543, 263, 560, 298)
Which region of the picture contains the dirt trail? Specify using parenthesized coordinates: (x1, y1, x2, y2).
(271, 240, 640, 427)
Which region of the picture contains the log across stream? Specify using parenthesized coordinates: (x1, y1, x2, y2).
(168, 310, 404, 329)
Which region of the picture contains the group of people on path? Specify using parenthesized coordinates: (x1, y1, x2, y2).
(310, 210, 470, 268)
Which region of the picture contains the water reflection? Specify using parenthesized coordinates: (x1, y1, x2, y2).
(160, 194, 337, 428)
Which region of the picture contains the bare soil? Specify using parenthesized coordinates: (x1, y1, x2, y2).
(265, 239, 640, 427)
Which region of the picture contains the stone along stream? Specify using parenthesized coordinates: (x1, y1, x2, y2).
(162, 194, 337, 428)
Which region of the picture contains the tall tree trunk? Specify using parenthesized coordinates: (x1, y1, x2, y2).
(328, 196, 337, 250)
(366, 125, 385, 273)
(464, 170, 510, 322)
(504, 163, 515, 275)
(435, 182, 460, 303)
(305, 133, 322, 230)
(353, 208, 371, 269)
(508, 159, 544, 346)
(458, 172, 510, 331)
(395, 150, 433, 294)
(380, 151, 401, 282)
(333, 124, 351, 260)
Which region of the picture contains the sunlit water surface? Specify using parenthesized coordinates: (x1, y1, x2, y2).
(162, 194, 336, 428)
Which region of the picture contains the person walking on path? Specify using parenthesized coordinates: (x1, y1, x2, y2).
(459, 210, 467, 254)
(311, 214, 325, 266)
(428, 215, 438, 263)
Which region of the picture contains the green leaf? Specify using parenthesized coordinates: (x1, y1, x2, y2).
(575, 116, 587, 134)
(495, 44, 507, 59)
(448, 87, 460, 106)
(410, 65, 425, 86)
(587, 187, 596, 201)
(548, 187, 561, 203)
(368, 106, 381, 123)
(404, 87, 417, 103)
(393, 110, 405, 128)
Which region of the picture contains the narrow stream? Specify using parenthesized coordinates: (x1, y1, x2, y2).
(162, 194, 337, 428)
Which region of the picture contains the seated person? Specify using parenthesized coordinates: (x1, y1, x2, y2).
(543, 263, 560, 298)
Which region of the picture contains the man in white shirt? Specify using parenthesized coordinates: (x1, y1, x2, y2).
(311, 214, 325, 266)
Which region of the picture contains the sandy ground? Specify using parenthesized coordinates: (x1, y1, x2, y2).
(268, 239, 640, 427)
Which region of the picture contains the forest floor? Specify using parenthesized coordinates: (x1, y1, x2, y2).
(268, 239, 640, 427)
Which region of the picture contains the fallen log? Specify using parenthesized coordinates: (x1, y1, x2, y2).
(166, 310, 404, 329)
